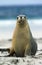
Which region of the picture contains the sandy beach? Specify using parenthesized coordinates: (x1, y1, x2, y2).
(0, 39, 42, 65)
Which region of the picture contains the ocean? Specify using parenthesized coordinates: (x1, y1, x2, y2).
(0, 5, 42, 19)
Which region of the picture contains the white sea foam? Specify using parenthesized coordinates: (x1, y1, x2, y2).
(28, 19, 42, 38)
(0, 19, 16, 27)
(28, 19, 42, 26)
(0, 19, 42, 26)
(0, 19, 42, 40)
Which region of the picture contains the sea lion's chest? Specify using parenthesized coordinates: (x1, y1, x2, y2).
(15, 27, 29, 42)
(14, 31, 28, 54)
(14, 27, 30, 51)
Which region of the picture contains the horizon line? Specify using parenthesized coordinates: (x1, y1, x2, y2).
(0, 4, 42, 7)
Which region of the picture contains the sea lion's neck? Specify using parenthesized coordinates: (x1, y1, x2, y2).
(15, 23, 31, 35)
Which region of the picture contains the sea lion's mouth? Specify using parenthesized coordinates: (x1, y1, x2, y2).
(19, 20, 24, 25)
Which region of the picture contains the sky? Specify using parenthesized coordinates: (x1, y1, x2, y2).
(0, 0, 42, 6)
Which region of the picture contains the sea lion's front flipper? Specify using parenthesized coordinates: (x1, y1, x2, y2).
(24, 44, 31, 56)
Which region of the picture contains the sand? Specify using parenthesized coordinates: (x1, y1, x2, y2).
(0, 39, 42, 65)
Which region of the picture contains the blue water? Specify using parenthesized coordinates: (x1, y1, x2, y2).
(0, 5, 42, 19)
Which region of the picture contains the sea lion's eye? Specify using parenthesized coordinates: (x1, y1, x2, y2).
(24, 16, 26, 19)
(20, 16, 22, 19)
(17, 16, 18, 19)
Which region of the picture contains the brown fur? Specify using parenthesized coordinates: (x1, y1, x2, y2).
(9, 15, 37, 57)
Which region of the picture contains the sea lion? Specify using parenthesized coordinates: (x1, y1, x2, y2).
(9, 15, 37, 57)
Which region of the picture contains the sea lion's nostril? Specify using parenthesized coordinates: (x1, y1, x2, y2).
(19, 21, 20, 23)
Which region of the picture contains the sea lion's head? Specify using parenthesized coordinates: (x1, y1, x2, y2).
(16, 15, 28, 27)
